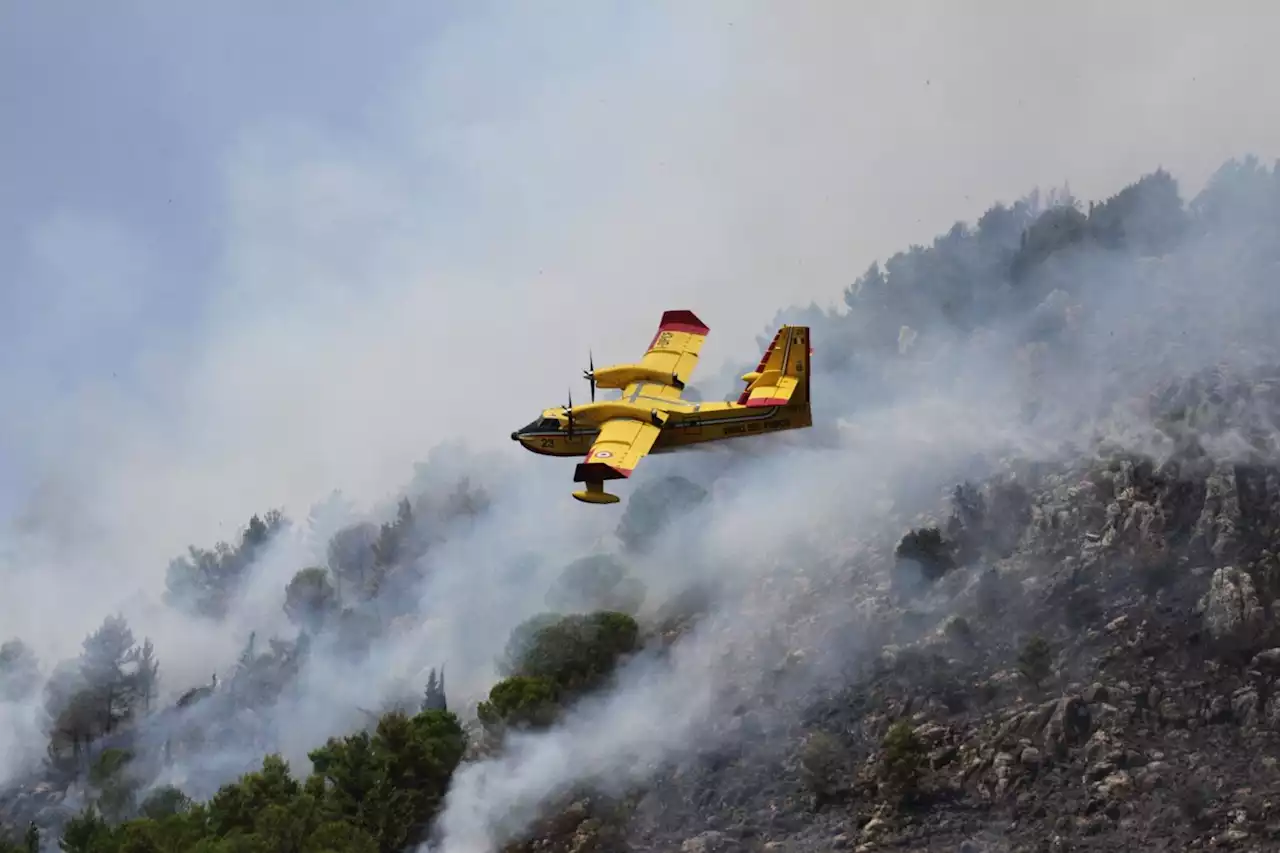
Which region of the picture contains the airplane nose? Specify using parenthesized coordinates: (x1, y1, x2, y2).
(510, 431, 519, 441)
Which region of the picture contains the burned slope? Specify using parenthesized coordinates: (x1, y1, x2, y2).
(505, 374, 1280, 853)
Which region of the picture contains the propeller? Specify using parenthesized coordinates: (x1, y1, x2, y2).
(581, 350, 596, 402)
(563, 388, 575, 438)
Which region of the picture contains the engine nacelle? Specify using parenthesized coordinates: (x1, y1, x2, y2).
(568, 400, 671, 428)
(591, 364, 685, 391)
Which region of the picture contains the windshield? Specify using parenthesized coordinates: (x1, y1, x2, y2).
(520, 416, 562, 433)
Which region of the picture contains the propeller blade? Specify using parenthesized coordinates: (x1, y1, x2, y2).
(588, 350, 596, 401)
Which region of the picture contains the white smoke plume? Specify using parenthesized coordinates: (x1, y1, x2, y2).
(2, 2, 1280, 851)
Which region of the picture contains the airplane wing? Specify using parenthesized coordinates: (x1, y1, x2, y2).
(625, 310, 710, 401)
(574, 416, 664, 483)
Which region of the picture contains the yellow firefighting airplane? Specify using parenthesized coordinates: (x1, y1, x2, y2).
(511, 310, 813, 504)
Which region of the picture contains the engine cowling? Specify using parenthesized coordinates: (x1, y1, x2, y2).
(591, 364, 685, 390)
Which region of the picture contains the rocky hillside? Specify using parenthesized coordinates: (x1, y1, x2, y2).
(4, 158, 1280, 853)
(503, 374, 1280, 853)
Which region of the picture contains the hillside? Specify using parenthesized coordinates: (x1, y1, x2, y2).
(3, 156, 1280, 852)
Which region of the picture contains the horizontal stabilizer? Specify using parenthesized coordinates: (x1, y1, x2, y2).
(744, 375, 798, 407)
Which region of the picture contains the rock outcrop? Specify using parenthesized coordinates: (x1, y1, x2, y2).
(504, 375, 1280, 852)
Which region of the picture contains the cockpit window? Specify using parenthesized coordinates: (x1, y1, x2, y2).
(520, 416, 562, 433)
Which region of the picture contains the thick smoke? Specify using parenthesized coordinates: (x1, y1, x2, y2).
(2, 2, 1280, 851)
(425, 163, 1280, 850)
(428, 399, 1032, 851)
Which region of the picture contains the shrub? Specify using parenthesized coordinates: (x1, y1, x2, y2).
(880, 721, 926, 804)
(894, 526, 957, 585)
(942, 615, 974, 647)
(306, 708, 466, 851)
(945, 481, 987, 564)
(476, 675, 560, 731)
(797, 731, 850, 808)
(283, 567, 340, 632)
(1018, 634, 1053, 688)
(138, 785, 192, 821)
(500, 611, 639, 697)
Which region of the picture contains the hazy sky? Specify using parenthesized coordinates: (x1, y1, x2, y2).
(3, 1, 1279, 576)
(4, 2, 1280, 829)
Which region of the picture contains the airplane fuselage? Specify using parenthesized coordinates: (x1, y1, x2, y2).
(511, 397, 812, 458)
(512, 311, 811, 504)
